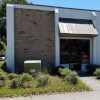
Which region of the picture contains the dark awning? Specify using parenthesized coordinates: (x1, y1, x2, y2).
(59, 18, 98, 37)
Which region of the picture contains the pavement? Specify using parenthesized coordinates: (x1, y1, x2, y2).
(1, 76, 100, 100)
(80, 76, 100, 91)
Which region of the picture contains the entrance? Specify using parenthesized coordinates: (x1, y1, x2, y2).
(60, 39, 90, 71)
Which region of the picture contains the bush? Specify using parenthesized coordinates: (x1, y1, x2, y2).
(8, 73, 18, 80)
(18, 73, 33, 88)
(94, 68, 100, 79)
(10, 73, 33, 89)
(36, 74, 50, 87)
(0, 69, 7, 80)
(59, 68, 78, 85)
(53, 66, 65, 75)
(0, 68, 3, 72)
(65, 71, 78, 84)
(0, 62, 10, 73)
(10, 78, 19, 88)
(0, 62, 11, 73)
(59, 68, 71, 77)
(0, 80, 5, 88)
(19, 73, 33, 82)
(0, 41, 6, 53)
(86, 64, 99, 73)
(22, 81, 33, 88)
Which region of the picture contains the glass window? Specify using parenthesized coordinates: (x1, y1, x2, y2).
(60, 39, 90, 64)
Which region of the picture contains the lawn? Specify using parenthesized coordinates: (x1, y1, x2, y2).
(0, 61, 92, 97)
(0, 78, 91, 97)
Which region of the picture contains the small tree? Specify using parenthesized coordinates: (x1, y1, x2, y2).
(0, 0, 33, 41)
(0, 41, 6, 53)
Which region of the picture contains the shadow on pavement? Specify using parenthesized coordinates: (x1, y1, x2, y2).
(76, 71, 92, 77)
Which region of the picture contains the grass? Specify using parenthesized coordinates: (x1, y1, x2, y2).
(0, 76, 92, 97)
(0, 61, 92, 97)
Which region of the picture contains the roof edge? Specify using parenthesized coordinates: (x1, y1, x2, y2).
(7, 2, 100, 12)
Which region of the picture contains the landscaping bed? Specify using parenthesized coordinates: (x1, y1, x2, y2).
(0, 62, 91, 97)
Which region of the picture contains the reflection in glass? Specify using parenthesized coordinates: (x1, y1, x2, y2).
(60, 39, 90, 64)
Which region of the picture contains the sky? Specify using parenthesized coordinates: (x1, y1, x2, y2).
(28, 0, 100, 10)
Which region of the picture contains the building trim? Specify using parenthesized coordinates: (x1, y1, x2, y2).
(93, 37, 97, 64)
(6, 4, 15, 72)
(7, 3, 100, 12)
(59, 37, 93, 72)
(55, 9, 60, 66)
(14, 3, 55, 11)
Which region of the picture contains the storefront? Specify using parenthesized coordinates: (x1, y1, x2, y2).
(7, 3, 100, 73)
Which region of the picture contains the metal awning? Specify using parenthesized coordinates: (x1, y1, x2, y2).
(59, 18, 98, 37)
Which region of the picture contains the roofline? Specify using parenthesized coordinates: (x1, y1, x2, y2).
(7, 2, 100, 12)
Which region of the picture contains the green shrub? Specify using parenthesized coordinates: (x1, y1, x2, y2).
(19, 73, 33, 82)
(0, 80, 5, 88)
(53, 66, 65, 75)
(94, 68, 100, 79)
(0, 69, 7, 80)
(0, 41, 6, 53)
(22, 81, 33, 88)
(18, 73, 33, 88)
(0, 68, 3, 72)
(0, 62, 11, 73)
(8, 73, 18, 80)
(86, 64, 99, 73)
(36, 74, 50, 87)
(10, 78, 19, 88)
(65, 71, 78, 84)
(59, 68, 71, 77)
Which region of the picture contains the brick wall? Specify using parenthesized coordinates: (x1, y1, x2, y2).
(14, 8, 55, 73)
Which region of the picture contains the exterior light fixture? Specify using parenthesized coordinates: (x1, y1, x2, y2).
(92, 12, 96, 17)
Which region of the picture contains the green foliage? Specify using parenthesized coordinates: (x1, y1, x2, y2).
(36, 74, 50, 87)
(22, 81, 33, 88)
(19, 73, 33, 82)
(0, 62, 10, 73)
(0, 77, 91, 97)
(10, 73, 33, 89)
(0, 80, 5, 88)
(0, 0, 33, 17)
(86, 64, 99, 73)
(0, 41, 6, 53)
(0, 20, 6, 39)
(0, 62, 4, 68)
(59, 68, 71, 77)
(10, 78, 19, 88)
(0, 0, 33, 39)
(65, 71, 78, 84)
(59, 68, 78, 84)
(0, 71, 92, 97)
(94, 68, 100, 79)
(0, 68, 3, 72)
(0, 69, 7, 80)
(53, 66, 65, 75)
(8, 73, 18, 80)
(18, 73, 33, 88)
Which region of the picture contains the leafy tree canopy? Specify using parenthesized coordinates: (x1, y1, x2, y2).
(0, 0, 33, 53)
(0, 0, 33, 17)
(0, 0, 33, 40)
(0, 41, 6, 53)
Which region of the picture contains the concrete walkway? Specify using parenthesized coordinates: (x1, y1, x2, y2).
(1, 76, 100, 100)
(80, 76, 100, 91)
(0, 91, 100, 100)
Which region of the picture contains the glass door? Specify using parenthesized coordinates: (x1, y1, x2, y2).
(60, 39, 90, 71)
